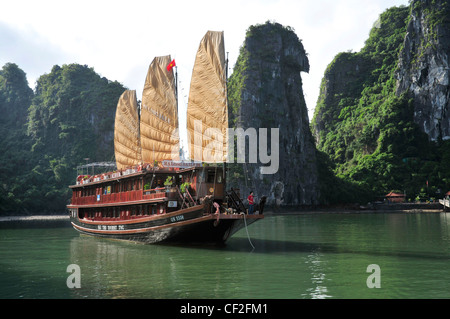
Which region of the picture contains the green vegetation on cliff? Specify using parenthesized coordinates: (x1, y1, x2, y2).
(0, 63, 34, 212)
(0, 63, 125, 214)
(312, 4, 450, 203)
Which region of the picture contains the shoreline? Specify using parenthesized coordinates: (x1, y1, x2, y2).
(0, 203, 445, 222)
(0, 215, 69, 222)
(264, 202, 445, 215)
(264, 208, 443, 215)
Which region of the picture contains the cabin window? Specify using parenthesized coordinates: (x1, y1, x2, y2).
(207, 171, 216, 183)
(144, 177, 152, 190)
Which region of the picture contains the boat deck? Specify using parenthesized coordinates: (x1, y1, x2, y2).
(439, 199, 449, 211)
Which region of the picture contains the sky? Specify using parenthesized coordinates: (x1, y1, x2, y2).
(0, 0, 409, 134)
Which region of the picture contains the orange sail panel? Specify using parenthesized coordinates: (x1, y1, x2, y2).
(114, 90, 142, 169)
(187, 31, 228, 163)
(140, 55, 180, 163)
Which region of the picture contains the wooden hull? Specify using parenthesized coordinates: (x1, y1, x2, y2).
(69, 204, 263, 244)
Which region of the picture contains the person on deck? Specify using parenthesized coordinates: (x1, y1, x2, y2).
(248, 191, 254, 215)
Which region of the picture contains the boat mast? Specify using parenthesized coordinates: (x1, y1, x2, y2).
(224, 51, 229, 182)
(174, 65, 178, 112)
(174, 64, 181, 160)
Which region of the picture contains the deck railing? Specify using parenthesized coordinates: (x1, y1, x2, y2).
(71, 188, 167, 206)
(439, 199, 449, 209)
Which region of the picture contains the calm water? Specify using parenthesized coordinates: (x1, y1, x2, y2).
(0, 212, 449, 299)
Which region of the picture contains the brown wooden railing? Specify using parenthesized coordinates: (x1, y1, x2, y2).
(71, 188, 166, 206)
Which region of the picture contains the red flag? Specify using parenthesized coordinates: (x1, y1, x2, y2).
(167, 59, 176, 72)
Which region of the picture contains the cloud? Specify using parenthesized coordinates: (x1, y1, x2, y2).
(0, 0, 409, 122)
(0, 21, 75, 87)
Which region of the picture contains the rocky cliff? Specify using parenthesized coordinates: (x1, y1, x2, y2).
(396, 0, 450, 141)
(0, 63, 125, 213)
(0, 63, 34, 212)
(228, 22, 319, 206)
(312, 2, 450, 202)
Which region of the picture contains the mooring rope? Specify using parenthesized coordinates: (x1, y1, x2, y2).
(240, 212, 255, 249)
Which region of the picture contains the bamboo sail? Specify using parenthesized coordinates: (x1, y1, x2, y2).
(187, 31, 228, 163)
(114, 90, 142, 170)
(140, 56, 180, 163)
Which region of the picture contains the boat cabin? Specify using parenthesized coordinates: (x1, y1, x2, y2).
(69, 164, 225, 221)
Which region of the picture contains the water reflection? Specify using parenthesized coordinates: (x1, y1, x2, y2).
(440, 213, 449, 242)
(68, 235, 184, 298)
(64, 213, 450, 298)
(3, 212, 448, 298)
(303, 251, 332, 299)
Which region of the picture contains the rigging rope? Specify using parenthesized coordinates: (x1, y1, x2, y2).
(240, 212, 255, 250)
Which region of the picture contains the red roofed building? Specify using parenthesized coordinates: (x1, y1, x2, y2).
(385, 192, 406, 203)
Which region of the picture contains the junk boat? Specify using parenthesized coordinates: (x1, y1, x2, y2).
(67, 31, 265, 244)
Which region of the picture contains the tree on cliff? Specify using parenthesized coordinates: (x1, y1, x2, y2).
(312, 2, 450, 203)
(0, 63, 126, 214)
(0, 63, 34, 212)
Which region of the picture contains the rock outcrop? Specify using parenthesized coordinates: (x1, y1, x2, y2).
(228, 22, 319, 206)
(311, 2, 450, 203)
(396, 0, 450, 141)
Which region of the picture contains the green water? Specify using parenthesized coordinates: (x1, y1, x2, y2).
(0, 213, 449, 299)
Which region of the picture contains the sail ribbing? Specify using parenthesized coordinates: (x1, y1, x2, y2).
(114, 90, 142, 169)
(140, 55, 180, 163)
(187, 31, 228, 163)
